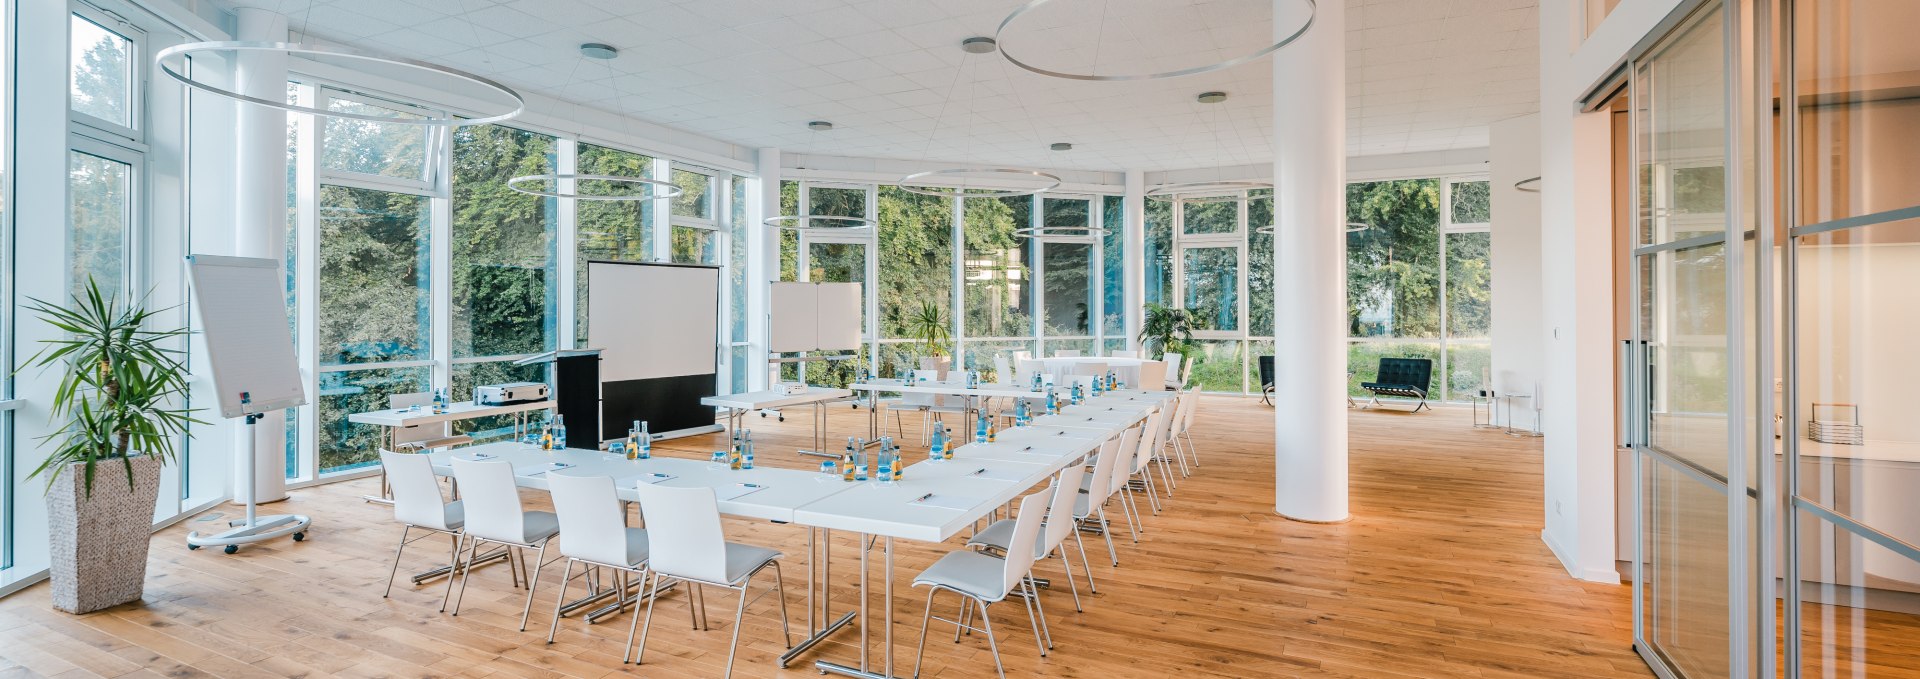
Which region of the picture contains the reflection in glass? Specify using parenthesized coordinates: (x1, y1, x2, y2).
(1182, 247, 1239, 332)
(1643, 242, 1729, 477)
(69, 14, 131, 127)
(67, 150, 130, 295)
(1641, 458, 1731, 679)
(318, 367, 429, 473)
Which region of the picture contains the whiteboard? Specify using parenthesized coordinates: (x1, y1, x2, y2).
(185, 255, 307, 418)
(589, 261, 718, 381)
(769, 282, 861, 352)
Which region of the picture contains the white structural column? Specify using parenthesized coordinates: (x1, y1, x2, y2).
(1271, 0, 1348, 522)
(233, 8, 292, 503)
(751, 148, 781, 390)
(1122, 169, 1146, 351)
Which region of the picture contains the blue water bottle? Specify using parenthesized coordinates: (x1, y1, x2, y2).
(1046, 388, 1058, 415)
(552, 414, 567, 449)
(742, 431, 755, 470)
(974, 411, 988, 443)
(929, 426, 945, 461)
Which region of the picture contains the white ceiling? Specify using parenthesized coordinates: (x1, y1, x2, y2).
(220, 0, 1539, 172)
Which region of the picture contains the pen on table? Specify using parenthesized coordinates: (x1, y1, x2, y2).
(911, 492, 935, 503)
(969, 468, 988, 476)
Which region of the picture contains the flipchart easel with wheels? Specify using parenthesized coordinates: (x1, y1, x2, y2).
(183, 255, 312, 553)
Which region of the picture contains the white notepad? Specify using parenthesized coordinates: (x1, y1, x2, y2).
(451, 452, 497, 462)
(714, 483, 769, 502)
(910, 493, 983, 511)
(515, 462, 574, 477)
(618, 472, 677, 486)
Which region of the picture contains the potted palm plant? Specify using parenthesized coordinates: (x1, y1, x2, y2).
(24, 279, 197, 614)
(908, 301, 952, 380)
(1138, 303, 1198, 359)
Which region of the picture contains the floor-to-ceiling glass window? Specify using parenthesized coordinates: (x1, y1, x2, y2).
(728, 174, 751, 394)
(449, 125, 558, 443)
(1173, 193, 1247, 392)
(1101, 195, 1127, 354)
(311, 89, 438, 474)
(961, 195, 1035, 375)
(1783, 0, 1920, 675)
(788, 183, 872, 386)
(1629, 5, 1743, 677)
(1039, 195, 1096, 357)
(877, 186, 952, 378)
(669, 166, 718, 265)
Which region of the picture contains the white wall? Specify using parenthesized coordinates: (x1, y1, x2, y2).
(1539, 0, 1633, 585)
(1490, 114, 1543, 431)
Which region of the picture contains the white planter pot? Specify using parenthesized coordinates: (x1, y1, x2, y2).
(45, 455, 162, 614)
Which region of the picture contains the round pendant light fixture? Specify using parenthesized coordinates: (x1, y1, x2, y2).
(898, 168, 1063, 198)
(762, 215, 877, 231)
(1251, 222, 1374, 235)
(996, 0, 1318, 82)
(154, 41, 524, 126)
(1146, 180, 1274, 203)
(505, 174, 683, 201)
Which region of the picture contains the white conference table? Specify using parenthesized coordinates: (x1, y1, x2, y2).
(420, 387, 1171, 678)
(1034, 356, 1164, 388)
(349, 399, 554, 504)
(847, 379, 1165, 442)
(700, 388, 854, 459)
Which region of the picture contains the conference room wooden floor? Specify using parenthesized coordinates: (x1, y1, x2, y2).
(0, 398, 1653, 679)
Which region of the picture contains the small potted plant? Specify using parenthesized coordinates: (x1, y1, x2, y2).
(1138, 303, 1198, 359)
(908, 301, 952, 380)
(24, 279, 198, 614)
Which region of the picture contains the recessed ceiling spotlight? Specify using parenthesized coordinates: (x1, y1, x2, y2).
(1197, 91, 1228, 104)
(580, 43, 619, 60)
(807, 120, 834, 131)
(1050, 142, 1073, 151)
(961, 37, 998, 54)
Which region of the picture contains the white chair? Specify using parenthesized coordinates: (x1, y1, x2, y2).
(544, 473, 650, 652)
(1068, 361, 1107, 378)
(911, 490, 1052, 678)
(992, 354, 1014, 386)
(449, 458, 561, 631)
(1173, 386, 1202, 469)
(1109, 349, 1138, 359)
(1134, 360, 1168, 392)
(1161, 353, 1185, 389)
(1053, 349, 1081, 358)
(1107, 426, 1147, 541)
(1076, 429, 1137, 567)
(631, 484, 791, 678)
(1015, 358, 1047, 386)
(967, 462, 1091, 615)
(1125, 407, 1169, 515)
(895, 369, 966, 444)
(1159, 391, 1193, 478)
(378, 450, 465, 610)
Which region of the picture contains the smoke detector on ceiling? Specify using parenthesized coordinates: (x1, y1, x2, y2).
(1197, 91, 1228, 104)
(807, 121, 834, 131)
(961, 37, 998, 54)
(1050, 142, 1073, 151)
(580, 43, 619, 60)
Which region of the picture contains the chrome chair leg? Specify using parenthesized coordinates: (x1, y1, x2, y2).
(546, 558, 575, 643)
(1096, 508, 1119, 566)
(978, 599, 1006, 679)
(1071, 528, 1098, 594)
(629, 571, 662, 664)
(382, 526, 410, 598)
(772, 561, 794, 647)
(1018, 578, 1046, 657)
(913, 588, 938, 679)
(1055, 550, 1083, 612)
(518, 542, 548, 632)
(722, 573, 751, 679)
(450, 537, 482, 616)
(440, 533, 463, 611)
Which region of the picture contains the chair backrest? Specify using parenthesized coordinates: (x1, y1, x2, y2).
(998, 490, 1051, 595)
(1083, 431, 1125, 507)
(1053, 349, 1081, 358)
(389, 392, 452, 446)
(1180, 356, 1195, 384)
(1042, 463, 1087, 555)
(450, 458, 528, 543)
(1161, 353, 1184, 387)
(1015, 358, 1046, 383)
(1375, 357, 1433, 393)
(1068, 361, 1107, 377)
(993, 355, 1013, 385)
(902, 369, 941, 407)
(381, 450, 452, 530)
(1132, 406, 1167, 474)
(1135, 360, 1167, 390)
(548, 473, 633, 566)
(1257, 355, 1275, 388)
(1110, 349, 1138, 359)
(1108, 425, 1142, 500)
(633, 483, 729, 583)
(1177, 387, 1201, 433)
